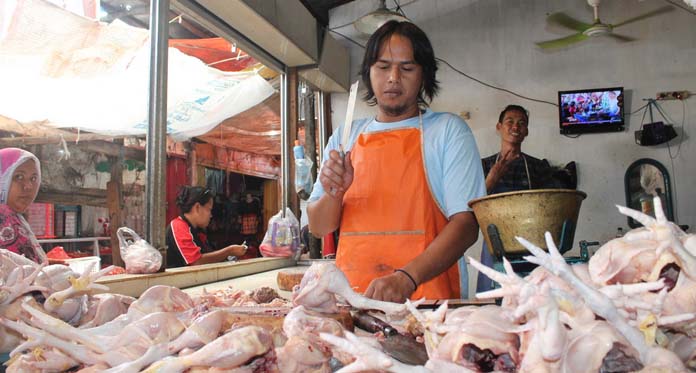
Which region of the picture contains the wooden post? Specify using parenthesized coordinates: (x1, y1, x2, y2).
(107, 155, 124, 267)
(187, 141, 198, 186)
(323, 93, 333, 142)
(287, 67, 300, 218)
(303, 90, 321, 259)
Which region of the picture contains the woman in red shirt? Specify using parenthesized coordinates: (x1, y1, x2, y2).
(166, 186, 246, 268)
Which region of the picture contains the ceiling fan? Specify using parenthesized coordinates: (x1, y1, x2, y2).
(535, 0, 673, 49)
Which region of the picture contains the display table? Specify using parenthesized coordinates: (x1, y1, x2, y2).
(96, 257, 296, 297)
(182, 265, 309, 299)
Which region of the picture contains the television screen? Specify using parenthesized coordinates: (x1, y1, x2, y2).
(558, 87, 624, 134)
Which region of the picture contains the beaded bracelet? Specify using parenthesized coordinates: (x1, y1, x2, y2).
(394, 268, 418, 291)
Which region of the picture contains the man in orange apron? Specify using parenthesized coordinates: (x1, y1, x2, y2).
(307, 21, 486, 302)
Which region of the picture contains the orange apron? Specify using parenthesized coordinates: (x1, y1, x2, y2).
(336, 117, 460, 300)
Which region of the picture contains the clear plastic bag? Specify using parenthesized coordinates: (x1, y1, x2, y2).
(295, 158, 314, 196)
(259, 208, 301, 259)
(117, 227, 162, 274)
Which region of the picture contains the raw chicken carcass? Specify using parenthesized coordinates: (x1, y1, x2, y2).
(143, 326, 273, 372)
(519, 232, 686, 370)
(79, 293, 135, 328)
(293, 262, 410, 317)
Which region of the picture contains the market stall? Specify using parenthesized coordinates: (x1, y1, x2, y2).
(2, 198, 695, 371)
(2, 0, 695, 371)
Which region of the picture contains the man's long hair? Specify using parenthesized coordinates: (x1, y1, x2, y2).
(360, 20, 439, 107)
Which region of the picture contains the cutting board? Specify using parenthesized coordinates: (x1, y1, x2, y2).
(277, 267, 308, 291)
(222, 306, 354, 333)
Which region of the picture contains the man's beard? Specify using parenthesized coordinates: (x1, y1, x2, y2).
(379, 102, 411, 118)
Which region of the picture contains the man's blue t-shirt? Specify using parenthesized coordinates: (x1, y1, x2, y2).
(309, 109, 486, 218)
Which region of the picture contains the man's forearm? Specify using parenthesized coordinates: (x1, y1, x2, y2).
(194, 249, 230, 265)
(402, 212, 479, 286)
(307, 194, 343, 237)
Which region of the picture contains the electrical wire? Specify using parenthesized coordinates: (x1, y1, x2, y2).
(329, 27, 559, 108)
(653, 100, 685, 159)
(437, 58, 558, 107)
(636, 99, 687, 220)
(628, 102, 650, 116)
(668, 99, 686, 219)
(329, 1, 558, 108)
(393, 0, 406, 16)
(328, 29, 366, 49)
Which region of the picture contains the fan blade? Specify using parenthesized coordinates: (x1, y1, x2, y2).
(546, 12, 592, 32)
(536, 33, 589, 49)
(607, 33, 636, 43)
(612, 6, 673, 28)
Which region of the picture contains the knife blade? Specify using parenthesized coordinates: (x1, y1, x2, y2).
(352, 311, 428, 366)
(340, 80, 360, 156)
(330, 79, 359, 196)
(379, 334, 429, 366)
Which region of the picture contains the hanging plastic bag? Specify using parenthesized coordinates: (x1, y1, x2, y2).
(259, 208, 301, 259)
(295, 157, 314, 198)
(117, 227, 162, 274)
(293, 141, 313, 199)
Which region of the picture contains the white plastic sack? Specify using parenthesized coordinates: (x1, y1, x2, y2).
(259, 208, 301, 258)
(117, 227, 162, 274)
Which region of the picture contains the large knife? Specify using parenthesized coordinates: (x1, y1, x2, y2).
(330, 80, 359, 196)
(416, 298, 496, 309)
(352, 311, 428, 366)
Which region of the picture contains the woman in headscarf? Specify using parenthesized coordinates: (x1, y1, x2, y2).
(0, 147, 47, 263)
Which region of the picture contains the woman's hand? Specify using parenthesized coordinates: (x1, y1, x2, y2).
(319, 150, 354, 197)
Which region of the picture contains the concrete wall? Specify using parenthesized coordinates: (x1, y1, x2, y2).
(328, 0, 696, 293)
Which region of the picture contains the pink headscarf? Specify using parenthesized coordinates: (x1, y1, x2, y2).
(0, 147, 41, 204)
(0, 148, 46, 263)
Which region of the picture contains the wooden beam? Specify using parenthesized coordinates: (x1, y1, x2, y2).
(0, 115, 137, 146)
(0, 116, 75, 138)
(0, 133, 129, 147)
(35, 187, 106, 207)
(77, 141, 145, 162)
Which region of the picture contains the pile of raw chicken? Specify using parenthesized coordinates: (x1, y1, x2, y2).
(1, 196, 695, 372)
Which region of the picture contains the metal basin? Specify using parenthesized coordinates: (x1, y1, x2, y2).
(468, 189, 587, 257)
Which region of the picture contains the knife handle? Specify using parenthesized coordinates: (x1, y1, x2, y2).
(329, 148, 346, 196)
(353, 311, 398, 336)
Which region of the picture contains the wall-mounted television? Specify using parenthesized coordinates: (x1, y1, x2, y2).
(559, 87, 624, 134)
